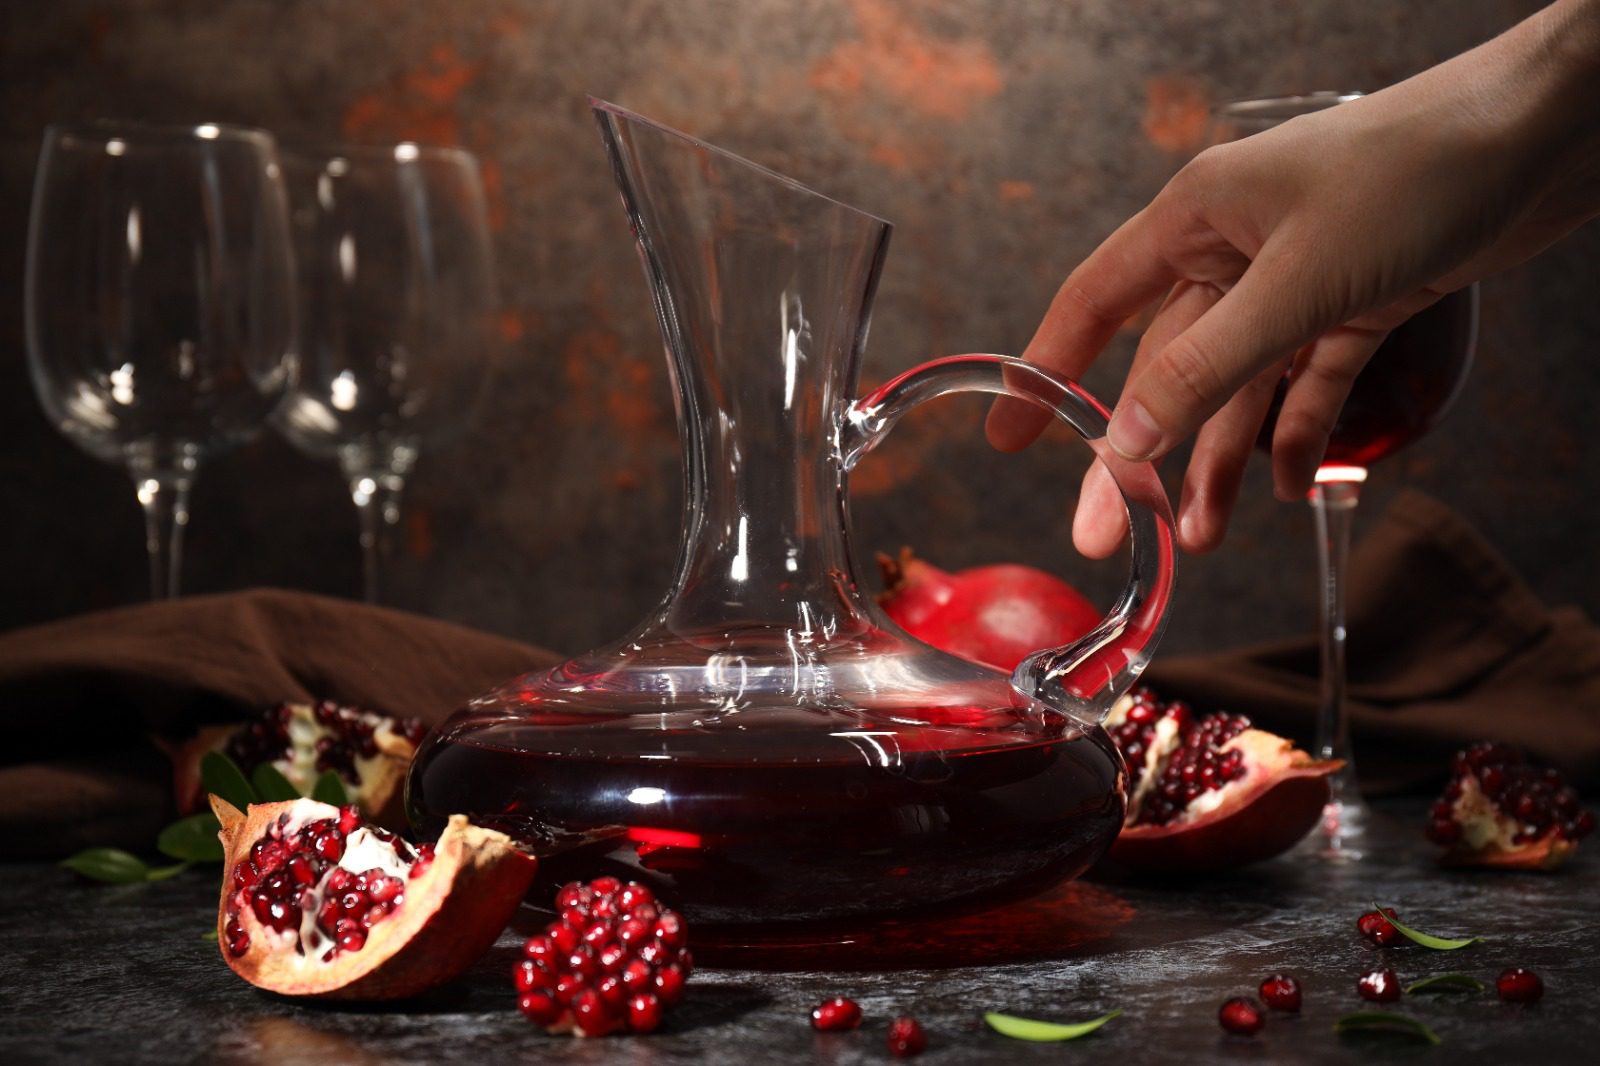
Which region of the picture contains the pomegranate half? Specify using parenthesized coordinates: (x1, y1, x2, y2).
(1103, 686, 1341, 873)
(213, 796, 536, 1000)
(172, 701, 424, 829)
(1426, 740, 1593, 870)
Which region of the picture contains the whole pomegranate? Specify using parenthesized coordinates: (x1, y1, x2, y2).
(1102, 686, 1340, 873)
(1426, 741, 1593, 870)
(170, 700, 426, 828)
(876, 549, 1102, 672)
(212, 796, 536, 1000)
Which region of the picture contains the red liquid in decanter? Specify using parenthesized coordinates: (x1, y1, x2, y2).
(407, 702, 1125, 927)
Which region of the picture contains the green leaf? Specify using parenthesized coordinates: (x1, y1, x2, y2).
(200, 929, 219, 942)
(1373, 901, 1482, 950)
(200, 751, 258, 811)
(1335, 1012, 1441, 1045)
(157, 813, 225, 862)
(146, 861, 190, 881)
(984, 1010, 1121, 1042)
(1406, 973, 1485, 994)
(311, 770, 351, 806)
(59, 847, 154, 884)
(251, 762, 302, 803)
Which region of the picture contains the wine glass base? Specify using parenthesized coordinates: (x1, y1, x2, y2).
(1302, 794, 1374, 862)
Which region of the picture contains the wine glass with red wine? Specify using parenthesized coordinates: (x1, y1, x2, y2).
(1216, 93, 1478, 858)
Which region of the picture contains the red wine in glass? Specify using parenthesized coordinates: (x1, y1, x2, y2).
(1257, 286, 1477, 465)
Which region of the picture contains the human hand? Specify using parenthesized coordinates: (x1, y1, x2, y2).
(988, 0, 1600, 557)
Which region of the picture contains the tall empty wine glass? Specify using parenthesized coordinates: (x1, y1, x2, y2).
(1217, 94, 1478, 857)
(25, 121, 295, 599)
(276, 144, 495, 603)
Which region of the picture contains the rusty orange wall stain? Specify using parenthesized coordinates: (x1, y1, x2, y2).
(406, 506, 434, 561)
(342, 44, 484, 147)
(810, 0, 1003, 123)
(477, 155, 507, 232)
(997, 180, 1035, 204)
(497, 309, 526, 343)
(1141, 76, 1212, 154)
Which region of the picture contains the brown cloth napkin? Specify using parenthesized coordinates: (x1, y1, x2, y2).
(0, 590, 557, 859)
(2, 491, 1596, 859)
(1147, 490, 1600, 795)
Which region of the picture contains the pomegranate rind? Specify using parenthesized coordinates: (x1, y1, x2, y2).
(1437, 832, 1576, 871)
(1107, 730, 1342, 873)
(212, 797, 536, 1000)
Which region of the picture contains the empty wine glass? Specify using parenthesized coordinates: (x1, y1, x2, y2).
(276, 143, 496, 603)
(25, 121, 296, 599)
(1217, 94, 1479, 858)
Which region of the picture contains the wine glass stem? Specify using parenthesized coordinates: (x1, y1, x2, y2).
(350, 472, 405, 604)
(1310, 475, 1363, 802)
(133, 471, 194, 600)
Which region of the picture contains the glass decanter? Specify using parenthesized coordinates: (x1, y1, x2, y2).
(407, 101, 1176, 928)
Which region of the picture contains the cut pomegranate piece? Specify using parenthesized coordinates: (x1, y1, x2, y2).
(1218, 997, 1264, 1035)
(1102, 686, 1341, 872)
(811, 996, 863, 1031)
(1357, 908, 1402, 947)
(212, 796, 535, 1000)
(876, 548, 1102, 673)
(171, 701, 426, 828)
(1426, 741, 1592, 870)
(1497, 967, 1544, 1003)
(515, 877, 691, 1037)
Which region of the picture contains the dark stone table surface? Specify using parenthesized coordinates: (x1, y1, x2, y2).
(2, 800, 1594, 1065)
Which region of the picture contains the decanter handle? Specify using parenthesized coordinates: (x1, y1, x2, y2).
(842, 354, 1176, 722)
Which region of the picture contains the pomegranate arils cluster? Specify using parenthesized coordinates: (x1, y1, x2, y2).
(515, 877, 691, 1037)
(224, 699, 426, 792)
(1108, 687, 1250, 826)
(1357, 907, 1402, 947)
(223, 801, 419, 962)
(1428, 742, 1593, 867)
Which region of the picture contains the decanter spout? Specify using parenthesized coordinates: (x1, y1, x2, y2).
(592, 100, 891, 631)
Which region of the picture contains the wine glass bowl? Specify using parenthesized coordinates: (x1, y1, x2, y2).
(275, 143, 496, 603)
(1217, 93, 1479, 858)
(25, 121, 295, 599)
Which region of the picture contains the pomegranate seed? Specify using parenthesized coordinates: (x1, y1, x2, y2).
(1497, 967, 1544, 1003)
(1425, 819, 1462, 845)
(514, 960, 555, 994)
(518, 991, 563, 1025)
(567, 949, 599, 982)
(224, 919, 250, 957)
(811, 996, 863, 1031)
(618, 883, 655, 910)
(629, 992, 664, 1033)
(523, 934, 557, 963)
(1357, 969, 1401, 1002)
(621, 957, 654, 993)
(654, 963, 686, 1006)
(1218, 997, 1264, 1036)
(337, 926, 367, 953)
(1258, 974, 1301, 1011)
(571, 988, 620, 1036)
(1357, 908, 1401, 947)
(887, 1015, 927, 1057)
(596, 974, 627, 1011)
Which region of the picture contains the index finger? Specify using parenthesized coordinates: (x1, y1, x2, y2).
(986, 205, 1180, 451)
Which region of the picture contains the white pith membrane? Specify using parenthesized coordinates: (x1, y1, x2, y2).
(230, 798, 420, 964)
(1450, 774, 1523, 853)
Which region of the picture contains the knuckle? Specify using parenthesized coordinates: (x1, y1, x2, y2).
(1155, 333, 1227, 416)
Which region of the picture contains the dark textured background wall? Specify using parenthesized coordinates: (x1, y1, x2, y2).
(2, 0, 1595, 660)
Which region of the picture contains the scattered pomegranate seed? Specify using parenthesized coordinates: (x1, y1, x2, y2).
(811, 996, 863, 1031)
(1497, 967, 1545, 1003)
(514, 878, 690, 1036)
(1258, 974, 1302, 1011)
(1357, 908, 1401, 947)
(887, 1015, 927, 1057)
(1357, 968, 1402, 1002)
(1218, 997, 1264, 1035)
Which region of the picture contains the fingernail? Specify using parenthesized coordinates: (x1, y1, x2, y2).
(1107, 401, 1163, 461)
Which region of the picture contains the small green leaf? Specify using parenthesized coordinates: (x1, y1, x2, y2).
(1373, 902, 1482, 950)
(1335, 1012, 1441, 1045)
(146, 861, 190, 881)
(311, 770, 351, 806)
(200, 929, 219, 942)
(1406, 973, 1485, 994)
(157, 813, 225, 862)
(59, 848, 154, 884)
(200, 751, 258, 811)
(984, 1009, 1121, 1042)
(251, 762, 302, 803)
